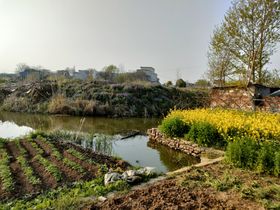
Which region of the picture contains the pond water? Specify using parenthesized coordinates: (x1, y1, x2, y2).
(0, 112, 199, 172)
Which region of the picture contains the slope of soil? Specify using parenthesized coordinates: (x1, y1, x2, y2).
(0, 80, 208, 117)
(90, 163, 279, 210)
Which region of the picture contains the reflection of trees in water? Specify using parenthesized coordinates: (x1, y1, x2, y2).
(0, 112, 159, 135)
(79, 134, 114, 156)
(50, 130, 114, 156)
(147, 141, 200, 171)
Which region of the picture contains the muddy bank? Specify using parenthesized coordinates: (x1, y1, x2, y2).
(88, 162, 277, 210)
(0, 80, 208, 117)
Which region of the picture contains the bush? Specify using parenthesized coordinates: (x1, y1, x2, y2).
(226, 138, 280, 176)
(226, 137, 259, 168)
(256, 142, 277, 175)
(159, 117, 190, 137)
(186, 122, 225, 147)
(175, 79, 186, 88)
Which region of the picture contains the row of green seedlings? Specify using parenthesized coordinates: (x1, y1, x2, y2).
(36, 136, 86, 174)
(66, 148, 109, 174)
(0, 140, 14, 192)
(14, 140, 41, 186)
(26, 138, 63, 182)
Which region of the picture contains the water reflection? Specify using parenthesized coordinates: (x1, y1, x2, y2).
(71, 134, 199, 173)
(0, 112, 199, 172)
(0, 121, 33, 138)
(0, 112, 159, 135)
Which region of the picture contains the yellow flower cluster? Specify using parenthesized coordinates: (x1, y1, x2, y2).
(166, 109, 280, 141)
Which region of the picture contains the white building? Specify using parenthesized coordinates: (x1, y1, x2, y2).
(136, 67, 160, 84)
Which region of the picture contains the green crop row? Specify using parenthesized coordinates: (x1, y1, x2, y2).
(14, 140, 27, 156)
(0, 149, 14, 192)
(36, 137, 86, 174)
(66, 148, 96, 165)
(27, 139, 44, 155)
(37, 137, 63, 160)
(34, 155, 62, 182)
(13, 140, 41, 186)
(62, 158, 85, 174)
(16, 156, 41, 185)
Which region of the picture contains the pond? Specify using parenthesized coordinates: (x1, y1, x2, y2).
(0, 112, 199, 172)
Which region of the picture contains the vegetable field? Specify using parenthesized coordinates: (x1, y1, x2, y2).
(0, 135, 127, 201)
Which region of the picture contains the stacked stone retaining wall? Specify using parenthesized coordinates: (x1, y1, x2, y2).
(147, 128, 202, 157)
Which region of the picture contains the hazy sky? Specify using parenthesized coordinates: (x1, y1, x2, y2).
(0, 0, 279, 83)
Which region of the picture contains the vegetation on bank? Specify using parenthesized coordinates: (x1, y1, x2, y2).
(159, 109, 280, 176)
(0, 131, 161, 209)
(0, 131, 133, 209)
(0, 80, 208, 117)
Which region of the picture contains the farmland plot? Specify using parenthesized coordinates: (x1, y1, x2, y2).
(0, 136, 127, 201)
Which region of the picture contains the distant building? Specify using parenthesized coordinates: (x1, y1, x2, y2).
(73, 70, 91, 80)
(136, 67, 160, 84)
(56, 70, 70, 78)
(19, 69, 50, 80)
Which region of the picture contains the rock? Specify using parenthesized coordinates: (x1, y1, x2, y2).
(98, 196, 107, 202)
(126, 170, 137, 177)
(126, 175, 142, 184)
(104, 172, 122, 185)
(137, 167, 157, 176)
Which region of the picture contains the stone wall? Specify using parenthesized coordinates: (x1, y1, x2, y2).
(262, 96, 280, 112)
(210, 87, 254, 110)
(210, 86, 280, 113)
(147, 128, 202, 157)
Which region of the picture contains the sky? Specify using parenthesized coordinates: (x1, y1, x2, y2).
(0, 0, 279, 83)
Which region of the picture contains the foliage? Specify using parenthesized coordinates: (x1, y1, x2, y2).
(186, 122, 225, 147)
(159, 117, 190, 137)
(226, 138, 280, 176)
(16, 156, 41, 185)
(165, 81, 173, 87)
(226, 137, 259, 168)
(0, 177, 129, 210)
(207, 0, 280, 85)
(165, 108, 280, 142)
(0, 149, 14, 192)
(175, 79, 187, 88)
(62, 158, 85, 174)
(34, 155, 62, 182)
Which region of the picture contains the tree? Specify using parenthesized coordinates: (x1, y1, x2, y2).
(15, 63, 30, 73)
(102, 65, 119, 81)
(208, 0, 280, 85)
(175, 79, 186, 88)
(195, 79, 210, 87)
(165, 81, 173, 87)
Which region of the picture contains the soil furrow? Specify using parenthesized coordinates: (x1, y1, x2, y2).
(63, 150, 98, 177)
(5, 142, 38, 197)
(20, 140, 58, 189)
(34, 139, 85, 182)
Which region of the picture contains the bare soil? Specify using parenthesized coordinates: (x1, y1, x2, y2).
(90, 162, 280, 210)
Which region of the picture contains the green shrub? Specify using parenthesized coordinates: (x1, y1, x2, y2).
(175, 79, 186, 88)
(186, 122, 225, 147)
(226, 137, 259, 168)
(256, 142, 277, 174)
(274, 152, 280, 176)
(226, 138, 280, 176)
(159, 117, 190, 137)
